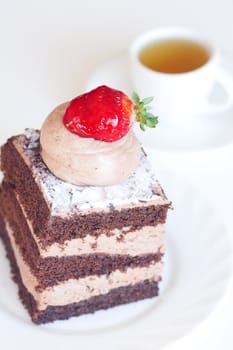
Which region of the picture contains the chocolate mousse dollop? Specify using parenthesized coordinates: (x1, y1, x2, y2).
(40, 103, 142, 186)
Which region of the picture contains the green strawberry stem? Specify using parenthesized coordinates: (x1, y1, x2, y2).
(132, 92, 158, 131)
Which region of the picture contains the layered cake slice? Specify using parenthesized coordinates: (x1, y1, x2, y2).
(0, 85, 171, 324)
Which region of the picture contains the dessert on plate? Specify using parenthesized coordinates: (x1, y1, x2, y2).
(0, 85, 171, 324)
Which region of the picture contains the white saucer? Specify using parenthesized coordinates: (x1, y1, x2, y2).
(86, 52, 233, 153)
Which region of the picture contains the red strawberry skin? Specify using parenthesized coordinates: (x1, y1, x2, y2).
(63, 85, 134, 142)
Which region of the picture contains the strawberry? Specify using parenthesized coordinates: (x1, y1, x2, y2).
(63, 85, 158, 142)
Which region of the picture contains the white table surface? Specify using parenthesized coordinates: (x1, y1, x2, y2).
(0, 0, 233, 349)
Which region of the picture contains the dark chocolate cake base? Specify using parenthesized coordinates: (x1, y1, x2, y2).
(0, 215, 159, 324)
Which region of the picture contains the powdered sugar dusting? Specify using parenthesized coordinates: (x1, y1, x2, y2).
(21, 129, 166, 215)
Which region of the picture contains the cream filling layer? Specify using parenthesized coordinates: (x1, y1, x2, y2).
(6, 221, 163, 311)
(42, 225, 165, 257)
(16, 194, 164, 257)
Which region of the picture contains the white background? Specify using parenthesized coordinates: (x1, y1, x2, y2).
(0, 0, 233, 349)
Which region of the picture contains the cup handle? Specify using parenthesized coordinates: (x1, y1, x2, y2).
(202, 67, 233, 114)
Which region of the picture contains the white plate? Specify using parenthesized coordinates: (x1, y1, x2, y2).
(86, 52, 233, 153)
(0, 170, 232, 350)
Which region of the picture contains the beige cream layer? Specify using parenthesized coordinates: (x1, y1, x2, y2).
(40, 103, 142, 186)
(41, 225, 165, 257)
(6, 221, 163, 311)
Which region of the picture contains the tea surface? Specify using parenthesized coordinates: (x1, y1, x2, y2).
(139, 39, 210, 73)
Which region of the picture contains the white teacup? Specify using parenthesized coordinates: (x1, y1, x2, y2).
(130, 27, 233, 125)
